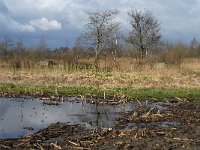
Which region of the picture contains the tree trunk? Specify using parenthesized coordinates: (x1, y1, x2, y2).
(94, 34, 100, 71)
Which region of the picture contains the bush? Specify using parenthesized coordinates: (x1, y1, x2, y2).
(153, 43, 187, 66)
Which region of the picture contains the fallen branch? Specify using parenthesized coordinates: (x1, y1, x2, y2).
(136, 99, 143, 107)
(68, 140, 79, 146)
(142, 108, 154, 117)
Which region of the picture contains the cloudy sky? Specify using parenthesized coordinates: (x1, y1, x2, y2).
(0, 0, 200, 48)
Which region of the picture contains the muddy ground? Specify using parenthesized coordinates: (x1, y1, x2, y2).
(0, 98, 200, 150)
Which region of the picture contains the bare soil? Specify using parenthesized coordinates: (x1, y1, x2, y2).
(0, 99, 200, 150)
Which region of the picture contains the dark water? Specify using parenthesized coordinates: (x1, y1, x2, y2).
(0, 97, 141, 139)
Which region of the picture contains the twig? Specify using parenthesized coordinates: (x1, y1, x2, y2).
(50, 142, 62, 150)
(103, 91, 106, 100)
(70, 146, 91, 150)
(68, 140, 79, 146)
(136, 99, 143, 107)
(0, 144, 11, 149)
(142, 108, 154, 117)
(175, 97, 183, 102)
(36, 143, 45, 150)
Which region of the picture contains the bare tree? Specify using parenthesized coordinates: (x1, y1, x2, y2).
(38, 35, 48, 52)
(190, 38, 199, 50)
(127, 9, 161, 63)
(16, 37, 25, 52)
(14, 37, 26, 60)
(37, 35, 49, 60)
(1, 37, 14, 61)
(80, 9, 120, 69)
(190, 38, 200, 56)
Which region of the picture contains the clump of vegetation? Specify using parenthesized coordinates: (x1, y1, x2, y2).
(0, 83, 200, 101)
(0, 9, 199, 101)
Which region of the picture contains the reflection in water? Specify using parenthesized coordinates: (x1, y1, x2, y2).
(0, 97, 139, 139)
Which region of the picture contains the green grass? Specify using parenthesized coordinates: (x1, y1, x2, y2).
(0, 83, 199, 100)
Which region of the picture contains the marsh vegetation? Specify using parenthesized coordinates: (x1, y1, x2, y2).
(0, 9, 200, 150)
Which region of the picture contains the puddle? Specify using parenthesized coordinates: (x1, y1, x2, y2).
(1, 99, 199, 150)
(0, 97, 141, 139)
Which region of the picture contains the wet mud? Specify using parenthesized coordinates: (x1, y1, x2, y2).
(0, 98, 200, 150)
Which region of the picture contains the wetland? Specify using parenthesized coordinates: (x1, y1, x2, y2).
(0, 96, 200, 150)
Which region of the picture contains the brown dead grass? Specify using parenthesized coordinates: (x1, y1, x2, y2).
(0, 58, 199, 88)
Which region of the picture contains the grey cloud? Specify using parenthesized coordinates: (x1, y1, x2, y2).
(0, 13, 35, 32)
(183, 0, 197, 4)
(1, 0, 200, 48)
(0, 0, 8, 14)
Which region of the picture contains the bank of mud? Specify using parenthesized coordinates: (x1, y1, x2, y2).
(0, 99, 200, 150)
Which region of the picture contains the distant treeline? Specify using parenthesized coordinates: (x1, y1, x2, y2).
(0, 37, 199, 70)
(0, 9, 200, 70)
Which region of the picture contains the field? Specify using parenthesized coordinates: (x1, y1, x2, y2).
(0, 58, 200, 150)
(1, 58, 200, 88)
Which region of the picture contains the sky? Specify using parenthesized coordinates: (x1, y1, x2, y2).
(0, 0, 200, 49)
